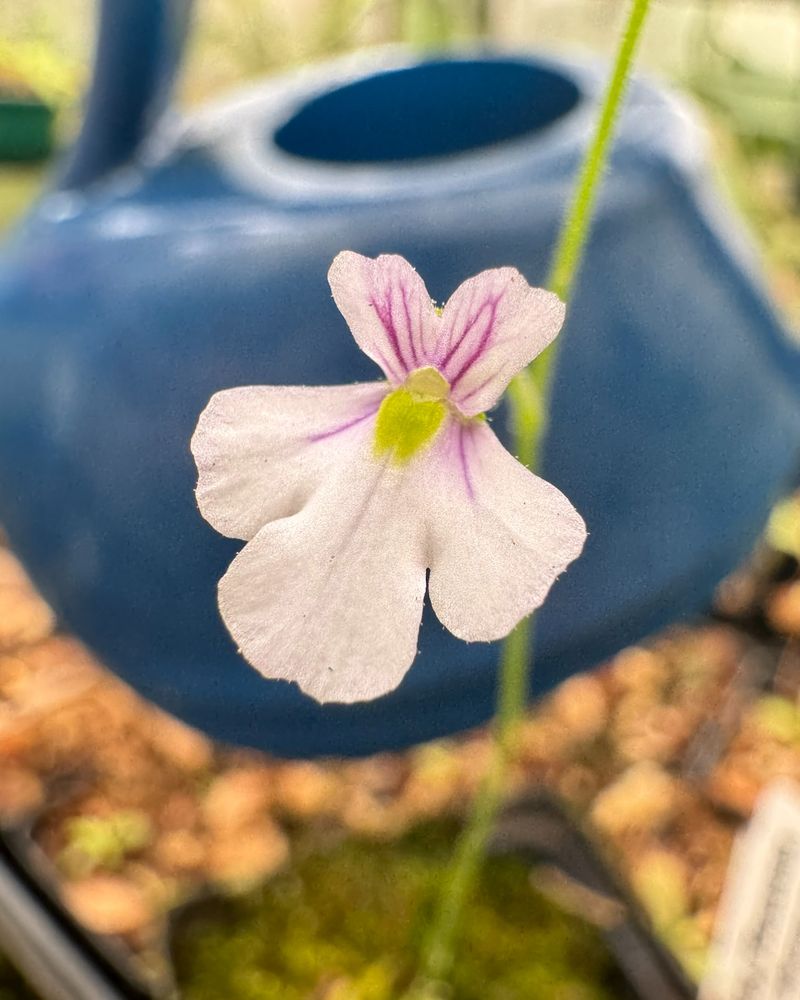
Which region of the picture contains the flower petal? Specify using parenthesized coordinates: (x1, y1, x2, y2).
(435, 268, 565, 416)
(217, 440, 428, 703)
(328, 251, 440, 383)
(426, 419, 586, 641)
(191, 382, 387, 541)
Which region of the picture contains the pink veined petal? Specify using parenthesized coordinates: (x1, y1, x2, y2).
(328, 251, 440, 383)
(425, 419, 587, 642)
(191, 382, 387, 541)
(434, 268, 565, 416)
(217, 439, 429, 704)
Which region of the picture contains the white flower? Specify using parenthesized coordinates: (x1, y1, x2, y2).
(191, 252, 586, 704)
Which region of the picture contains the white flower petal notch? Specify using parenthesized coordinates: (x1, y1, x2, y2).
(190, 252, 587, 705)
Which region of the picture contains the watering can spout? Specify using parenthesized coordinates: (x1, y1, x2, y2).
(57, 0, 192, 191)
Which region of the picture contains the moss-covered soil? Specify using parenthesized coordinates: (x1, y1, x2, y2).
(170, 822, 635, 1000)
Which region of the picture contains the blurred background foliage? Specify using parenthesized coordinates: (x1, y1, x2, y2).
(1, 0, 800, 317)
(2, 0, 799, 106)
(3, 0, 800, 105)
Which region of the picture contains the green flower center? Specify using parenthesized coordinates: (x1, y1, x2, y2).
(374, 366, 449, 465)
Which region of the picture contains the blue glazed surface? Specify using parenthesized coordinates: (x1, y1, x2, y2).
(0, 22, 799, 756)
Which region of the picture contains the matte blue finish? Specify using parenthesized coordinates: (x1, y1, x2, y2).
(59, 0, 192, 189)
(1, 20, 799, 756)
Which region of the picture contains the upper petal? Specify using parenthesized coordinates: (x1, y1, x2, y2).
(217, 441, 428, 704)
(191, 382, 386, 541)
(328, 251, 440, 383)
(434, 268, 565, 416)
(425, 419, 586, 642)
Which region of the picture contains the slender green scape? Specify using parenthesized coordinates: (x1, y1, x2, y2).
(409, 1, 654, 994)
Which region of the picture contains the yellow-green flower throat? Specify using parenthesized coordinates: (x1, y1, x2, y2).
(374, 367, 449, 465)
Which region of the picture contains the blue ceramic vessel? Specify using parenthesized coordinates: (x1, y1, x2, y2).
(1, 2, 799, 757)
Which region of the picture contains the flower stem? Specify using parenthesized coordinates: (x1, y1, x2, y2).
(412, 619, 533, 992)
(534, 0, 653, 413)
(412, 1, 652, 991)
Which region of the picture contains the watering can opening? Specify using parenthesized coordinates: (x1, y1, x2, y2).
(272, 59, 581, 165)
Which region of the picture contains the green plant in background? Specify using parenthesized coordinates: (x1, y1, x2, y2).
(755, 694, 800, 745)
(0, 5, 85, 167)
(631, 853, 707, 982)
(0, 959, 37, 1000)
(315, 0, 379, 56)
(59, 809, 153, 878)
(768, 496, 800, 561)
(0, 37, 81, 107)
(181, 0, 494, 105)
(172, 824, 632, 1000)
(688, 0, 800, 152)
(399, 0, 490, 48)
(0, 165, 45, 230)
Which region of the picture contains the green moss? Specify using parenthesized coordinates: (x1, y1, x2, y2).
(0, 953, 38, 1000)
(59, 809, 153, 877)
(767, 497, 800, 561)
(172, 823, 634, 1000)
(755, 695, 800, 744)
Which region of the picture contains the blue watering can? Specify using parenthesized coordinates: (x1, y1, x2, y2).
(1, 1, 799, 758)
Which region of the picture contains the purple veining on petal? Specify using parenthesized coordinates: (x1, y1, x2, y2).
(370, 341, 404, 385)
(457, 424, 476, 502)
(448, 294, 503, 390)
(439, 302, 485, 368)
(307, 405, 381, 443)
(440, 420, 476, 502)
(371, 292, 410, 375)
(399, 282, 420, 368)
(454, 371, 496, 409)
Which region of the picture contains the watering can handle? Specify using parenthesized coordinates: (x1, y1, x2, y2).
(58, 0, 193, 190)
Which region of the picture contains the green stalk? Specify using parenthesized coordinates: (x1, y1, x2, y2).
(411, 619, 533, 992)
(410, 1, 652, 993)
(534, 0, 653, 407)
